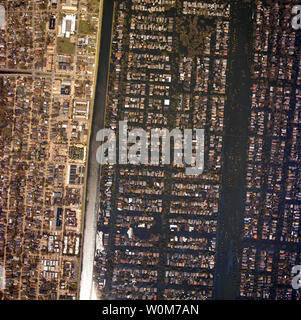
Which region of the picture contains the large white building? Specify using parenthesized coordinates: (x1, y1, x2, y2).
(61, 14, 76, 38)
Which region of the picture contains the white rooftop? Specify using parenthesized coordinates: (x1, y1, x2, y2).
(61, 14, 76, 38)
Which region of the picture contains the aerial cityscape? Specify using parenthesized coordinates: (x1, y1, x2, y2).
(0, 0, 300, 303)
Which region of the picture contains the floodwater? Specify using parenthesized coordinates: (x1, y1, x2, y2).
(79, 0, 114, 300)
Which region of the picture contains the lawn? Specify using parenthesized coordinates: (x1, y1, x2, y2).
(79, 20, 96, 35)
(57, 37, 75, 55)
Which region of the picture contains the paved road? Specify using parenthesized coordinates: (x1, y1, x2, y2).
(79, 0, 114, 300)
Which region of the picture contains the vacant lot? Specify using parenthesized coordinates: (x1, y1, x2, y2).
(57, 37, 75, 55)
(79, 20, 96, 35)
